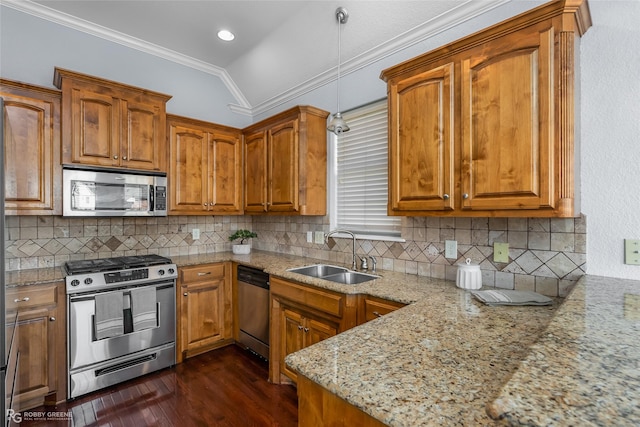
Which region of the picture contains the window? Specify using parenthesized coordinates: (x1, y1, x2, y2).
(329, 99, 402, 239)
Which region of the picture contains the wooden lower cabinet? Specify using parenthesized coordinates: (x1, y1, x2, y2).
(269, 276, 357, 384)
(359, 295, 406, 324)
(177, 262, 233, 362)
(6, 282, 65, 411)
(298, 375, 387, 427)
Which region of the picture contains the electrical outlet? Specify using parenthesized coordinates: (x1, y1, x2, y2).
(314, 231, 325, 245)
(306, 231, 313, 243)
(624, 239, 640, 265)
(192, 228, 200, 240)
(494, 242, 509, 263)
(445, 240, 457, 259)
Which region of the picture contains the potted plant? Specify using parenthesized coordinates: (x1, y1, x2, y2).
(229, 229, 257, 254)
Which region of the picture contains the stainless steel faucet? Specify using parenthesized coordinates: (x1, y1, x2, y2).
(324, 229, 357, 270)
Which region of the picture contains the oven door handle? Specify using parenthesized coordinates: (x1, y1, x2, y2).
(69, 280, 175, 302)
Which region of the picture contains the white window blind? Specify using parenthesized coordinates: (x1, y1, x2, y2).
(334, 100, 401, 237)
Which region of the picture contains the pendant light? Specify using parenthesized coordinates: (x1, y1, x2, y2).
(327, 7, 350, 135)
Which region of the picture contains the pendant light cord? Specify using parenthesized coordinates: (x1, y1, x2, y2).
(336, 12, 342, 115)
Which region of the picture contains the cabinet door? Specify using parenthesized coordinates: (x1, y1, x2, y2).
(281, 308, 304, 381)
(244, 130, 268, 213)
(182, 278, 225, 353)
(14, 308, 56, 408)
(169, 124, 207, 213)
(305, 317, 337, 346)
(389, 63, 455, 212)
(68, 86, 120, 167)
(268, 119, 299, 212)
(121, 98, 164, 171)
(1, 86, 60, 215)
(461, 28, 554, 210)
(209, 131, 243, 214)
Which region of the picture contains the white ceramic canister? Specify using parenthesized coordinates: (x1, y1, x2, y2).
(456, 258, 482, 290)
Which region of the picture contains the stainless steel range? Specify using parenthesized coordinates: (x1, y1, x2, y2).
(64, 255, 177, 399)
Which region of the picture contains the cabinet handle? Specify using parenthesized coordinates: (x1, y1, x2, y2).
(13, 297, 30, 303)
(113, 155, 118, 160)
(197, 272, 211, 276)
(183, 292, 188, 296)
(372, 311, 382, 318)
(49, 317, 56, 322)
(443, 194, 449, 200)
(463, 193, 469, 199)
(303, 327, 309, 332)
(123, 156, 128, 160)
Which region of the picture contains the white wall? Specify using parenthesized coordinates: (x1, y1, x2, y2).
(580, 1, 640, 280)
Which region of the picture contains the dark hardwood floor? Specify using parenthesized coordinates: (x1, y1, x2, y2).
(20, 345, 298, 427)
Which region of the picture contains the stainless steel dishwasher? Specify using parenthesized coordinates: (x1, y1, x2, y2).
(237, 265, 270, 360)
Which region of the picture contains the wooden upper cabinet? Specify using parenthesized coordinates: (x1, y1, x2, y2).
(381, 0, 592, 217)
(1, 79, 61, 215)
(242, 106, 329, 216)
(168, 115, 242, 215)
(461, 27, 554, 211)
(54, 67, 171, 172)
(244, 130, 268, 213)
(388, 63, 455, 212)
(268, 119, 299, 212)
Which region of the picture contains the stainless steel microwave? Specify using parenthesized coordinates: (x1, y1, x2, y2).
(63, 167, 167, 216)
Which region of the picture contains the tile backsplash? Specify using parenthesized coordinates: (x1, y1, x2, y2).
(6, 214, 586, 297)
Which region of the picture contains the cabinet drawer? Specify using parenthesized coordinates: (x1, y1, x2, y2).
(363, 298, 405, 323)
(180, 263, 226, 284)
(7, 284, 58, 311)
(271, 277, 343, 318)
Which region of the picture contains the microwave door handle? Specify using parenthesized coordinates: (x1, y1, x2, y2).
(150, 185, 155, 212)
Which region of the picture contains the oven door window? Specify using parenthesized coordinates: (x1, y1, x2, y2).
(71, 181, 149, 212)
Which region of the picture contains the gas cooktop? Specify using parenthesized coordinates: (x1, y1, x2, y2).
(64, 255, 172, 275)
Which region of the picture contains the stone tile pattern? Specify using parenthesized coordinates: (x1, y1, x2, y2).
(5, 215, 251, 271)
(6, 214, 586, 297)
(251, 215, 587, 297)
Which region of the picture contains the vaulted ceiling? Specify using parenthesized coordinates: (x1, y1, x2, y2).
(9, 0, 515, 113)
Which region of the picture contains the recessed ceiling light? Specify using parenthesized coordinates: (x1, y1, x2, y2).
(217, 30, 235, 41)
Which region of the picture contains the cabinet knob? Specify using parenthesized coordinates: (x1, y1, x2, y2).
(372, 311, 382, 318)
(303, 327, 309, 332)
(183, 292, 188, 296)
(123, 156, 128, 160)
(297, 325, 303, 330)
(463, 193, 469, 199)
(203, 203, 208, 207)
(113, 155, 118, 160)
(49, 317, 56, 322)
(443, 194, 450, 200)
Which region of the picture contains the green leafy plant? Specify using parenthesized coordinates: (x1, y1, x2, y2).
(228, 229, 257, 245)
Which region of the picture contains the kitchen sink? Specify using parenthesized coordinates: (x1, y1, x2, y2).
(287, 264, 379, 284)
(287, 264, 348, 278)
(322, 271, 379, 285)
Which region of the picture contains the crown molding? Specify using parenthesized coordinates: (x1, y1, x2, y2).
(251, 0, 510, 116)
(4, 0, 510, 118)
(2, 0, 252, 111)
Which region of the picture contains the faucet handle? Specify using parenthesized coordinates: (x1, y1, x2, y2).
(359, 256, 368, 271)
(369, 256, 377, 272)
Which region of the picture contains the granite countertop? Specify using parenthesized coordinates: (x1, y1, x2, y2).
(9, 251, 638, 426)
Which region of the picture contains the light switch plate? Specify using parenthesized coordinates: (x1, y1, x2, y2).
(494, 242, 509, 263)
(445, 240, 457, 259)
(306, 231, 313, 243)
(624, 239, 640, 265)
(314, 231, 325, 245)
(192, 228, 200, 240)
